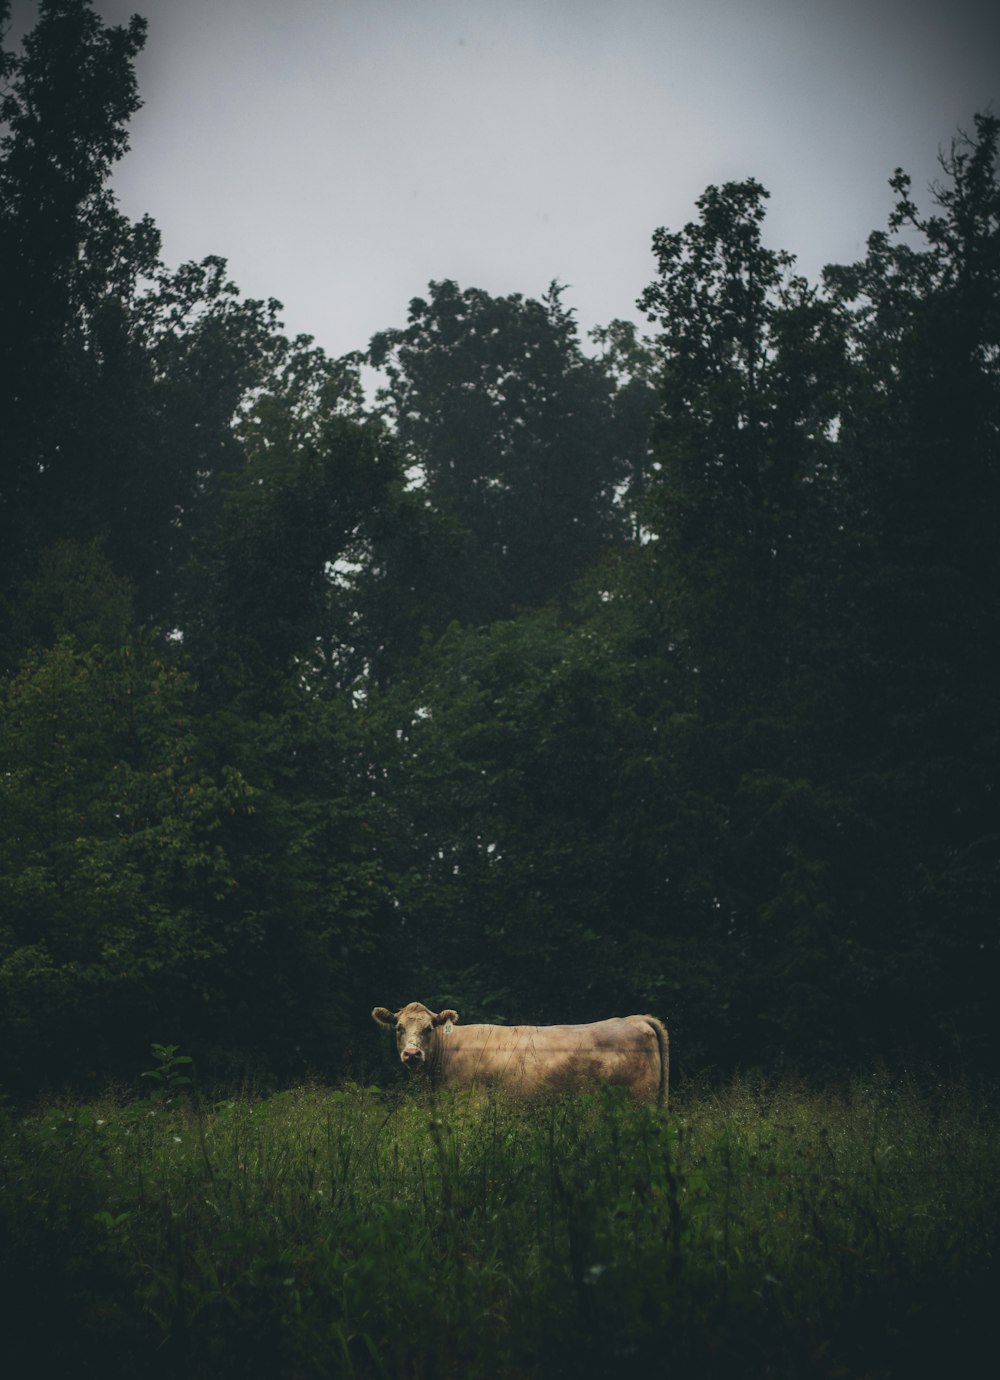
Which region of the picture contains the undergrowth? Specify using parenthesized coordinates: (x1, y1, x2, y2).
(0, 1074, 995, 1378)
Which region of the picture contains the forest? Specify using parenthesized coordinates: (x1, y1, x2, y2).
(1, 0, 998, 1100)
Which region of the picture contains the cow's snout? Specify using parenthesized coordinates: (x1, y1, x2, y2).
(402, 1046, 423, 1064)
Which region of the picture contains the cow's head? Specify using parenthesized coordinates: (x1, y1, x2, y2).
(372, 1002, 459, 1070)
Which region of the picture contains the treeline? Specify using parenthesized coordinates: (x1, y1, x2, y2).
(1, 1, 997, 1096)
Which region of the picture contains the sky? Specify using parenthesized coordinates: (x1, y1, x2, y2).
(7, 0, 1000, 359)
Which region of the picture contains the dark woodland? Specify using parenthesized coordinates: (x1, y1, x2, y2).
(2, 0, 998, 1099)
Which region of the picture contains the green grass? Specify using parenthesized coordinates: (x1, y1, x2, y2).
(1, 1075, 996, 1378)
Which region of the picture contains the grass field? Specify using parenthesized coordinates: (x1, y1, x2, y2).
(1, 1071, 996, 1379)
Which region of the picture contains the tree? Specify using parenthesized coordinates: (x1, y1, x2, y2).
(367, 280, 627, 636)
(0, 624, 399, 1094)
(0, 0, 156, 651)
(180, 395, 394, 702)
(0, 633, 258, 1091)
(10, 535, 135, 651)
(357, 611, 632, 1023)
(821, 115, 1000, 1064)
(637, 180, 845, 702)
(0, 2, 365, 659)
(588, 316, 662, 542)
(624, 179, 888, 1065)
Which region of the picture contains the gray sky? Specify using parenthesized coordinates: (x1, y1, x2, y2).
(9, 0, 1000, 357)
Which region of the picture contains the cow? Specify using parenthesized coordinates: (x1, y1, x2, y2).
(371, 1002, 669, 1104)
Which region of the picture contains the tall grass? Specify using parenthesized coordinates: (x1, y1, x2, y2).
(1, 1075, 996, 1378)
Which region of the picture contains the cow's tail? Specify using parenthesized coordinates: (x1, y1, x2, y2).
(636, 1015, 669, 1107)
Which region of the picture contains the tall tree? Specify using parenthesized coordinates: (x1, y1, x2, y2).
(0, 0, 155, 648)
(367, 280, 627, 637)
(637, 179, 845, 706)
(822, 115, 1000, 1063)
(0, 2, 362, 658)
(629, 179, 871, 1064)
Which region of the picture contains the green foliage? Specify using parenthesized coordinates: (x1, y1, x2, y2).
(0, 634, 258, 1089)
(360, 610, 641, 1021)
(367, 279, 632, 636)
(0, 1078, 995, 1378)
(815, 116, 1000, 1066)
(141, 1043, 193, 1101)
(0, 628, 400, 1093)
(0, 3, 373, 660)
(11, 536, 136, 651)
(638, 178, 846, 690)
(620, 144, 999, 1068)
(0, 0, 996, 1092)
(0, 1, 154, 648)
(182, 410, 394, 697)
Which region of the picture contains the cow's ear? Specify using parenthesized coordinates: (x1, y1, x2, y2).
(371, 1006, 397, 1027)
(434, 1009, 459, 1027)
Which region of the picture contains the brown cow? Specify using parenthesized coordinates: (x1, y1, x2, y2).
(371, 1002, 669, 1104)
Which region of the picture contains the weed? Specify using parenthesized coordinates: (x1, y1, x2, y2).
(141, 1043, 194, 1103)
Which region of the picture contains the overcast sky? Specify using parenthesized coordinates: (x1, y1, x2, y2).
(9, 0, 1000, 358)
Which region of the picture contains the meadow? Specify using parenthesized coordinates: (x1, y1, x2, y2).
(1, 1067, 996, 1379)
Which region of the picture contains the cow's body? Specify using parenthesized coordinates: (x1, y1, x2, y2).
(372, 1002, 669, 1104)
